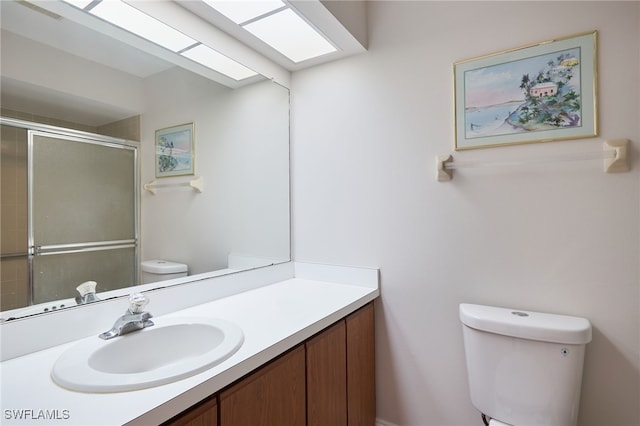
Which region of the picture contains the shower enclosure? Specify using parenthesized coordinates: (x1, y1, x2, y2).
(0, 118, 139, 311)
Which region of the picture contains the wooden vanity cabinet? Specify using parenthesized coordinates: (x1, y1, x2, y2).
(164, 302, 375, 426)
(346, 302, 376, 426)
(164, 395, 217, 426)
(305, 302, 376, 426)
(220, 345, 306, 426)
(306, 320, 347, 426)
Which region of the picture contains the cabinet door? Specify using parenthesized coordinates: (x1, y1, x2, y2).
(220, 345, 306, 426)
(306, 320, 347, 426)
(347, 303, 376, 426)
(164, 395, 217, 426)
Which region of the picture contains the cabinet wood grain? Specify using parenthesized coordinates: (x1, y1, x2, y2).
(219, 345, 306, 426)
(347, 303, 376, 426)
(163, 395, 217, 426)
(306, 320, 347, 426)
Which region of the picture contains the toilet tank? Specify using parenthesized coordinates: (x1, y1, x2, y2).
(141, 260, 188, 284)
(460, 304, 592, 426)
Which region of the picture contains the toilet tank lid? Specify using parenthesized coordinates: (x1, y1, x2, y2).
(459, 303, 592, 344)
(141, 260, 188, 274)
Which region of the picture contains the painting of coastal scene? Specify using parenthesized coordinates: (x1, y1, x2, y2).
(155, 123, 195, 177)
(454, 32, 597, 150)
(465, 48, 581, 139)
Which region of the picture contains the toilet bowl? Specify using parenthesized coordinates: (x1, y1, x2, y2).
(460, 303, 592, 426)
(141, 259, 188, 284)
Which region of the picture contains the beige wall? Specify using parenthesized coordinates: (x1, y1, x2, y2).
(291, 2, 639, 425)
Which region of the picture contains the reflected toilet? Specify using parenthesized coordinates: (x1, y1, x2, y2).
(141, 260, 188, 284)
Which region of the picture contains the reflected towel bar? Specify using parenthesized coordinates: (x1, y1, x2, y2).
(436, 139, 629, 182)
(143, 176, 204, 194)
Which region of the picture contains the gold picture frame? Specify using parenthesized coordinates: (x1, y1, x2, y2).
(454, 31, 598, 150)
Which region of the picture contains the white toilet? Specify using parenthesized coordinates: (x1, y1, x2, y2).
(141, 259, 188, 284)
(459, 303, 592, 426)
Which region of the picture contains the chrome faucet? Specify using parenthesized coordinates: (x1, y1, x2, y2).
(99, 293, 154, 340)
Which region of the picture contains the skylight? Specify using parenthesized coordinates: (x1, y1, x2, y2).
(202, 0, 337, 64)
(243, 8, 336, 63)
(202, 0, 286, 24)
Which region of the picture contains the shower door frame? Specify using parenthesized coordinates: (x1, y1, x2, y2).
(0, 117, 140, 305)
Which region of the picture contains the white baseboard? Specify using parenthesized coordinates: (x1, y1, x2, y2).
(376, 418, 399, 426)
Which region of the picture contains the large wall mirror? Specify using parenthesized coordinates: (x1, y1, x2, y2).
(0, 0, 290, 320)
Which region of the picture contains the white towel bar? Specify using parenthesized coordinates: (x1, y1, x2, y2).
(143, 176, 204, 194)
(436, 139, 629, 182)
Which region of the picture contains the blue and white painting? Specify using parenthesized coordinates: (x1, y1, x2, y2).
(155, 123, 194, 177)
(464, 47, 582, 140)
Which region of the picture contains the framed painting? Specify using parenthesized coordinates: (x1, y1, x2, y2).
(454, 31, 597, 150)
(155, 123, 195, 177)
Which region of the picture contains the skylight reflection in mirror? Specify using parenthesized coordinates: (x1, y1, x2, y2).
(181, 44, 258, 80)
(61, 0, 259, 82)
(90, 0, 197, 52)
(63, 0, 94, 9)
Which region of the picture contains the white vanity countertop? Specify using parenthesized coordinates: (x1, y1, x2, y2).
(0, 263, 379, 426)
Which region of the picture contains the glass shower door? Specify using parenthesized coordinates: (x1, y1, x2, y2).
(29, 131, 138, 304)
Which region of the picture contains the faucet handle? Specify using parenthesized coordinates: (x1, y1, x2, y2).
(128, 293, 149, 313)
(75, 281, 100, 304)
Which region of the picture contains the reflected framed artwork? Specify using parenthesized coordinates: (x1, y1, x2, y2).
(155, 123, 195, 177)
(454, 31, 597, 150)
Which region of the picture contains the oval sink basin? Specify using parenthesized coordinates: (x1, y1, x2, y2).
(51, 317, 244, 392)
